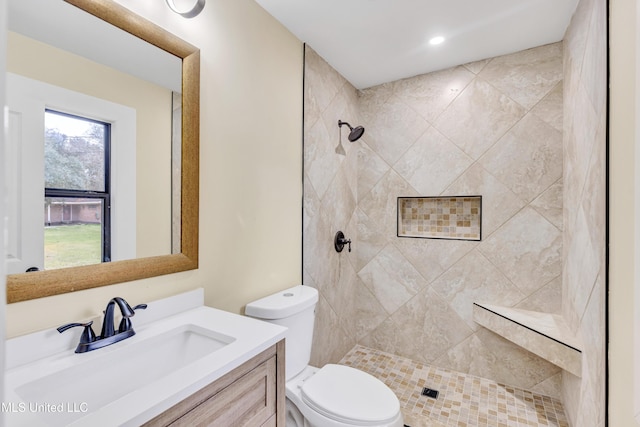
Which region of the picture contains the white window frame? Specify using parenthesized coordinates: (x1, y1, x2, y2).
(6, 72, 136, 268)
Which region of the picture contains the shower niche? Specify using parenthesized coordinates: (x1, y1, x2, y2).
(397, 196, 482, 241)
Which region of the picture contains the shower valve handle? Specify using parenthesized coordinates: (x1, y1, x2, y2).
(334, 231, 351, 253)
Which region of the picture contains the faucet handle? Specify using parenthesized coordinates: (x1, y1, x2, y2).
(57, 321, 96, 344)
(118, 303, 148, 333)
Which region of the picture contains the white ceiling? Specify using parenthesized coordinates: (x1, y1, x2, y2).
(254, 0, 580, 89)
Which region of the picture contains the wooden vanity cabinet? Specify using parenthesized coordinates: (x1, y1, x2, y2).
(144, 339, 285, 427)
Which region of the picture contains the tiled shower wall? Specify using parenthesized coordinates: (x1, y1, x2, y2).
(303, 46, 362, 364)
(561, 0, 607, 424)
(303, 44, 564, 396)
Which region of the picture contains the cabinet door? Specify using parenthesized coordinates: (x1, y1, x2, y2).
(171, 356, 276, 426)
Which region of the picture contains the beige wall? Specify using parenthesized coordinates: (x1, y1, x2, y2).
(609, 0, 638, 424)
(5, 0, 303, 337)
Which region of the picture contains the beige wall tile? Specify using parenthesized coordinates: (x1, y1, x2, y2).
(434, 78, 526, 160)
(394, 236, 475, 284)
(358, 169, 418, 237)
(391, 287, 473, 362)
(479, 207, 562, 295)
(394, 127, 473, 196)
(429, 250, 526, 330)
(304, 117, 341, 199)
(357, 143, 390, 201)
(311, 292, 356, 366)
(463, 58, 491, 75)
(363, 95, 430, 165)
(561, 0, 607, 423)
(531, 81, 564, 132)
(479, 113, 563, 204)
(353, 280, 388, 341)
(355, 208, 388, 272)
(530, 372, 563, 399)
(358, 243, 427, 315)
(478, 43, 563, 110)
(359, 317, 425, 363)
(391, 66, 475, 124)
(445, 163, 526, 236)
(530, 179, 564, 231)
(515, 276, 563, 314)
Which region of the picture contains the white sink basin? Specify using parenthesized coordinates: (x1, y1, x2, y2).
(14, 324, 234, 425)
(4, 290, 287, 427)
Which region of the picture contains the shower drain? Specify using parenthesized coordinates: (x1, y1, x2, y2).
(421, 387, 439, 399)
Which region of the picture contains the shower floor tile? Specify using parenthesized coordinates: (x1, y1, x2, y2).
(339, 345, 569, 427)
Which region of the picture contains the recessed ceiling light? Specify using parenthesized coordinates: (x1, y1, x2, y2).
(429, 36, 445, 45)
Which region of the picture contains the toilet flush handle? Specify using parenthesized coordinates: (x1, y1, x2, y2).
(334, 231, 351, 253)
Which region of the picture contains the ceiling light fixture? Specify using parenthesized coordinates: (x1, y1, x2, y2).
(165, 0, 205, 18)
(429, 36, 445, 45)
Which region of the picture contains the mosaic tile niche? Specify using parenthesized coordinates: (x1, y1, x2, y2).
(397, 196, 482, 241)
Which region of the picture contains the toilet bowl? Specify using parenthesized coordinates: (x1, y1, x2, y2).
(285, 365, 403, 427)
(245, 285, 404, 427)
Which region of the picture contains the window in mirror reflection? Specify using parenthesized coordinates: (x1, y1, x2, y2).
(44, 110, 111, 269)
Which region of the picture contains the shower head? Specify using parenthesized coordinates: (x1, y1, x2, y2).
(338, 120, 365, 142)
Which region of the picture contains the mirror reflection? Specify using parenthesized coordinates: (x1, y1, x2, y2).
(6, 0, 200, 304)
(6, 0, 182, 273)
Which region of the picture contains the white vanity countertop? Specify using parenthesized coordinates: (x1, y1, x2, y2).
(4, 289, 287, 426)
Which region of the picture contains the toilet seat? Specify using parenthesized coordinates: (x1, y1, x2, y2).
(300, 364, 400, 426)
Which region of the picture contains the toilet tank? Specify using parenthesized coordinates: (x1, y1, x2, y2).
(245, 285, 318, 380)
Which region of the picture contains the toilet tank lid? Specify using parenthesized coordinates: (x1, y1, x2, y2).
(245, 285, 318, 320)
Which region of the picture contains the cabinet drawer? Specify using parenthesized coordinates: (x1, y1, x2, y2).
(143, 341, 284, 427)
(170, 356, 276, 426)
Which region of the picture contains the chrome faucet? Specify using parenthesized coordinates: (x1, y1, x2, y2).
(58, 297, 147, 353)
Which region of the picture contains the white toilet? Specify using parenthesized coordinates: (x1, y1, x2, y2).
(245, 285, 404, 427)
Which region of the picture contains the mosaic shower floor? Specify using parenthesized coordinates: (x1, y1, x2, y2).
(339, 345, 569, 427)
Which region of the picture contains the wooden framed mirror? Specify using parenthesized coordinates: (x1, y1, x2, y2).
(6, 0, 199, 303)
